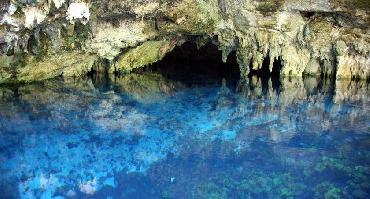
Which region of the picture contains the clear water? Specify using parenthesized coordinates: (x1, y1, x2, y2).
(0, 72, 369, 199)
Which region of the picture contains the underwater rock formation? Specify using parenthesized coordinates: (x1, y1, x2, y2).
(0, 0, 369, 83)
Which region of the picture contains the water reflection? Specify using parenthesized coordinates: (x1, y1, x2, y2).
(0, 72, 369, 198)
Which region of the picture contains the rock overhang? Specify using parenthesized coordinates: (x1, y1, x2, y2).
(0, 0, 368, 84)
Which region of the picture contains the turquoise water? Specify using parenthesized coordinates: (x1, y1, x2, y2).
(0, 72, 369, 198)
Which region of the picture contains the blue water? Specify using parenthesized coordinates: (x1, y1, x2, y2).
(0, 73, 369, 199)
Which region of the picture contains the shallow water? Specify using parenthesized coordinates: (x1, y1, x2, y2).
(0, 72, 369, 199)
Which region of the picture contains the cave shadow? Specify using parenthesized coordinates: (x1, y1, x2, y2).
(91, 41, 287, 94)
(135, 42, 241, 88)
(248, 55, 283, 95)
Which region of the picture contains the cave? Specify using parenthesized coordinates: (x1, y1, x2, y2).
(248, 54, 282, 78)
(137, 42, 241, 87)
(247, 55, 283, 94)
(1, 1, 369, 197)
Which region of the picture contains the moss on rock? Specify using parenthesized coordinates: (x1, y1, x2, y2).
(1, 52, 96, 83)
(112, 39, 178, 74)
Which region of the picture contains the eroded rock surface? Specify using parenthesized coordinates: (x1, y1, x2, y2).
(0, 0, 369, 83)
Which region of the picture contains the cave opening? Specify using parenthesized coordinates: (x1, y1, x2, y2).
(248, 55, 282, 78)
(137, 42, 241, 87)
(248, 56, 282, 93)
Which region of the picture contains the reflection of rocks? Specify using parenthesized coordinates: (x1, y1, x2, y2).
(0, 78, 98, 132)
(0, 72, 183, 133)
(111, 72, 182, 104)
(1, 75, 367, 144)
(89, 92, 152, 133)
(334, 80, 369, 103)
(0, 76, 177, 198)
(215, 78, 233, 108)
(142, 77, 369, 199)
(211, 76, 369, 145)
(0, 74, 369, 198)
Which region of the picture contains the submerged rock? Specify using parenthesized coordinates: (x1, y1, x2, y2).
(0, 0, 369, 83)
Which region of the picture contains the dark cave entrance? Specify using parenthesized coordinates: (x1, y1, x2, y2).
(248, 55, 283, 93)
(138, 42, 241, 87)
(248, 55, 282, 78)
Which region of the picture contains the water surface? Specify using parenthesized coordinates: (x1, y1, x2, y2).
(0, 72, 369, 199)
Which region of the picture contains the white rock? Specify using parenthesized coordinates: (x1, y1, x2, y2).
(23, 6, 47, 29)
(0, 4, 19, 28)
(66, 190, 76, 197)
(8, 3, 17, 15)
(86, 20, 157, 59)
(78, 178, 97, 195)
(66, 2, 90, 24)
(53, 0, 66, 9)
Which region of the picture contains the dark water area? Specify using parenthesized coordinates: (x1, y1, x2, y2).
(0, 64, 369, 198)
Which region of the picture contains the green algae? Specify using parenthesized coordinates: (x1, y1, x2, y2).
(194, 182, 228, 199)
(160, 0, 220, 34)
(190, 155, 370, 198)
(62, 21, 91, 51)
(35, 31, 51, 61)
(193, 171, 306, 198)
(113, 40, 177, 74)
(15, 52, 96, 83)
(237, 172, 302, 198)
(314, 182, 349, 199)
(0, 65, 14, 85)
(314, 157, 352, 173)
(256, 0, 283, 13)
(332, 0, 370, 11)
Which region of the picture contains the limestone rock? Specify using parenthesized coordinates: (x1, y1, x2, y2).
(0, 0, 369, 83)
(0, 52, 96, 83)
(86, 20, 158, 60)
(112, 39, 179, 74)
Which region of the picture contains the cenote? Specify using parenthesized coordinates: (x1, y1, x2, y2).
(0, 42, 370, 199)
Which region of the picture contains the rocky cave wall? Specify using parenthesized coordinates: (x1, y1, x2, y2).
(0, 0, 369, 84)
